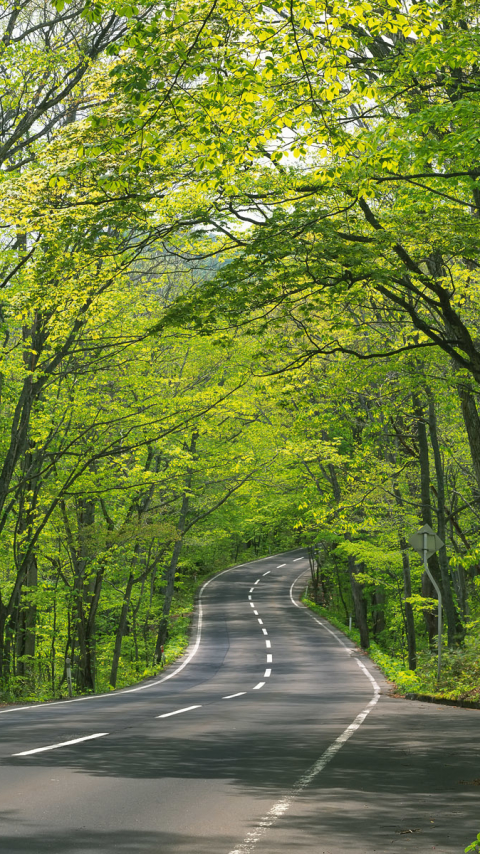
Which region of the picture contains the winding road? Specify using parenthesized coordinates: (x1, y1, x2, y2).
(0, 550, 479, 853)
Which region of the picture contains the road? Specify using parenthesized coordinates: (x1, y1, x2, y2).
(0, 550, 479, 854)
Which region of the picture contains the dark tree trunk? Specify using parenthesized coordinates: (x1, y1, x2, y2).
(155, 432, 197, 662)
(413, 395, 440, 646)
(110, 573, 135, 689)
(372, 588, 386, 638)
(456, 383, 480, 494)
(427, 390, 464, 645)
(348, 556, 369, 649)
(400, 537, 417, 670)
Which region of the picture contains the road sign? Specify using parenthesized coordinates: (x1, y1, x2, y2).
(408, 524, 444, 558)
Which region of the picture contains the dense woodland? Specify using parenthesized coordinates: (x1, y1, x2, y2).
(1, 0, 480, 702)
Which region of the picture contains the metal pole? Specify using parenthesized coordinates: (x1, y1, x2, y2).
(423, 532, 442, 681)
(66, 656, 73, 698)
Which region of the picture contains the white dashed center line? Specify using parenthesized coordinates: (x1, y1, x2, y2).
(267, 654, 272, 663)
(223, 692, 246, 699)
(253, 682, 265, 690)
(157, 705, 202, 719)
(250, 602, 255, 608)
(248, 595, 252, 600)
(14, 732, 109, 756)
(264, 669, 271, 677)
(249, 587, 254, 593)
(265, 639, 271, 648)
(262, 570, 271, 576)
(262, 628, 268, 635)
(254, 579, 260, 585)
(254, 610, 259, 615)
(277, 563, 286, 568)
(258, 618, 263, 625)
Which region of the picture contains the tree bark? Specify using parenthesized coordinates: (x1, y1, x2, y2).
(110, 573, 135, 689)
(413, 395, 440, 645)
(427, 390, 464, 645)
(348, 556, 369, 648)
(456, 382, 480, 495)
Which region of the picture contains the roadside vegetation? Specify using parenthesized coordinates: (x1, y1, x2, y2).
(1, 0, 480, 709)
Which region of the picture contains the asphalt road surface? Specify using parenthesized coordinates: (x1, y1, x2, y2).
(0, 549, 479, 854)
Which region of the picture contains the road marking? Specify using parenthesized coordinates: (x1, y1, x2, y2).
(262, 628, 268, 635)
(0, 552, 297, 715)
(277, 563, 286, 568)
(254, 579, 260, 585)
(250, 602, 255, 608)
(223, 692, 247, 699)
(248, 595, 252, 600)
(265, 639, 271, 648)
(293, 557, 302, 562)
(253, 682, 265, 690)
(290, 573, 352, 651)
(228, 674, 380, 854)
(157, 705, 202, 719)
(262, 571, 271, 576)
(249, 588, 254, 593)
(258, 618, 263, 625)
(13, 733, 109, 756)
(264, 669, 271, 677)
(120, 563, 240, 696)
(267, 654, 272, 663)
(253, 610, 259, 615)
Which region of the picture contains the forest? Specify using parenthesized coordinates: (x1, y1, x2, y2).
(1, 0, 480, 704)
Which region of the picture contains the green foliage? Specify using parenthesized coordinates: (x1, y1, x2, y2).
(466, 833, 480, 854)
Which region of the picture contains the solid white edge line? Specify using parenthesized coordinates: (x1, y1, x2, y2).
(14, 732, 108, 756)
(290, 572, 352, 651)
(253, 682, 265, 690)
(267, 654, 272, 663)
(228, 680, 380, 854)
(1, 550, 306, 715)
(223, 692, 247, 699)
(157, 704, 202, 719)
(228, 597, 381, 854)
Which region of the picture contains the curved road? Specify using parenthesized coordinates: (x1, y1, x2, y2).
(0, 550, 479, 853)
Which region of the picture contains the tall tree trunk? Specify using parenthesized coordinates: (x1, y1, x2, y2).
(400, 537, 417, 670)
(348, 555, 369, 649)
(15, 555, 38, 676)
(155, 432, 197, 662)
(328, 462, 369, 645)
(427, 390, 464, 645)
(413, 395, 440, 646)
(110, 573, 135, 688)
(155, 527, 188, 662)
(456, 382, 480, 494)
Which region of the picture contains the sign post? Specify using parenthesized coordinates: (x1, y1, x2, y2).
(408, 524, 444, 681)
(66, 656, 73, 698)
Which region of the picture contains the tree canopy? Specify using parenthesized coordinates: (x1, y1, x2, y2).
(1, 0, 480, 703)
